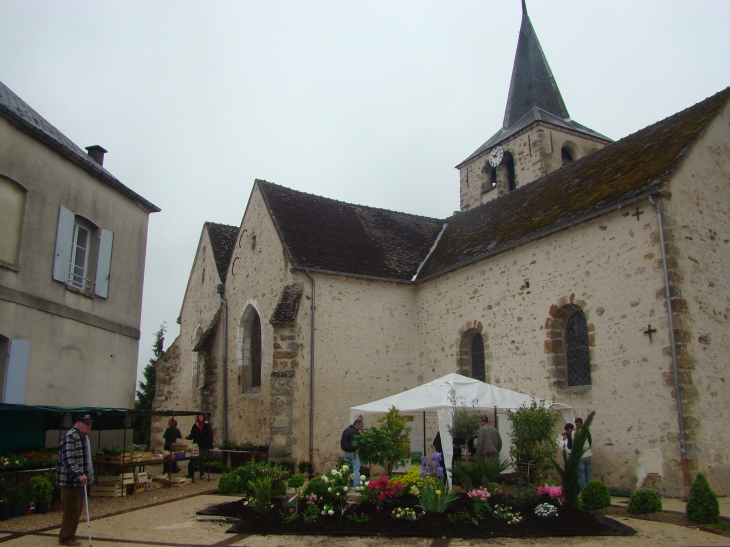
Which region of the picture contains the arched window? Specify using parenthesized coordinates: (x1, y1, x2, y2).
(471, 335, 485, 382)
(459, 328, 488, 383)
(504, 151, 516, 192)
(238, 305, 263, 393)
(565, 311, 591, 386)
(561, 146, 574, 166)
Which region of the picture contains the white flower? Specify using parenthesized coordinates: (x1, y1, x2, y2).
(331, 470, 337, 476)
(342, 465, 349, 471)
(349, 473, 355, 480)
(328, 509, 334, 515)
(360, 475, 366, 481)
(322, 476, 329, 483)
(343, 486, 348, 492)
(327, 487, 332, 492)
(335, 493, 340, 497)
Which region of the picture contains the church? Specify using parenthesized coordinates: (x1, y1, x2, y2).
(153, 3, 730, 497)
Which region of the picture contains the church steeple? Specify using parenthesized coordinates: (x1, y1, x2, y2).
(502, 0, 569, 128)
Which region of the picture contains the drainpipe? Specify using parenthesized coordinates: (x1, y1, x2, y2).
(304, 270, 316, 467)
(648, 195, 690, 498)
(217, 283, 229, 443)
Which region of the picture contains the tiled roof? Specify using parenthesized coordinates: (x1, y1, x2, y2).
(257, 181, 444, 282)
(206, 222, 239, 284)
(0, 79, 160, 213)
(419, 86, 730, 280)
(270, 284, 303, 326)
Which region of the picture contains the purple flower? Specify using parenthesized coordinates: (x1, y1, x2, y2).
(436, 467, 444, 478)
(421, 456, 428, 465)
(431, 452, 443, 463)
(420, 468, 426, 479)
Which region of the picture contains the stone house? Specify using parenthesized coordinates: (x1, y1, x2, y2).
(0, 79, 159, 409)
(155, 4, 730, 496)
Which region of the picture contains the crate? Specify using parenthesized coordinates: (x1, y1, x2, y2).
(90, 485, 122, 497)
(97, 473, 134, 486)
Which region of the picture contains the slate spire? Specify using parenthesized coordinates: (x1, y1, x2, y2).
(502, 1, 569, 128)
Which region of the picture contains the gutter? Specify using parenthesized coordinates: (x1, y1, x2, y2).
(216, 284, 229, 442)
(648, 195, 691, 498)
(304, 270, 316, 466)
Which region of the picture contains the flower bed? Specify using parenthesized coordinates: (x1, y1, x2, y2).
(201, 494, 636, 539)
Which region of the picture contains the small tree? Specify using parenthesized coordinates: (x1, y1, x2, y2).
(353, 406, 411, 473)
(134, 323, 166, 445)
(507, 399, 559, 477)
(686, 473, 720, 524)
(551, 410, 595, 507)
(446, 388, 480, 441)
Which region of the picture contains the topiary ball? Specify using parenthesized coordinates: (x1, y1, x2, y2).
(581, 479, 612, 510)
(627, 488, 662, 514)
(686, 473, 720, 524)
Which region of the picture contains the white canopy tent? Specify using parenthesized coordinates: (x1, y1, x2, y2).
(350, 374, 574, 484)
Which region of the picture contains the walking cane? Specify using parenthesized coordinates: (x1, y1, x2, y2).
(82, 484, 92, 547)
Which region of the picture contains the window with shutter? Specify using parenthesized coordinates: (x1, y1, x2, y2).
(3, 339, 30, 404)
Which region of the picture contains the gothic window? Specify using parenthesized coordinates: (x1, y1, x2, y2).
(238, 305, 263, 393)
(251, 313, 262, 388)
(566, 311, 591, 386)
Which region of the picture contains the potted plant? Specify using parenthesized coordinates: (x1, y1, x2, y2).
(28, 475, 54, 514)
(6, 486, 22, 518)
(50, 475, 62, 512)
(19, 486, 33, 516)
(0, 484, 8, 521)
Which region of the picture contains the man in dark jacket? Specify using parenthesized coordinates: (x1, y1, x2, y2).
(186, 414, 213, 479)
(56, 414, 94, 546)
(340, 418, 363, 486)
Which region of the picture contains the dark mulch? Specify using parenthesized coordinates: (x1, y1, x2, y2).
(198, 495, 636, 539)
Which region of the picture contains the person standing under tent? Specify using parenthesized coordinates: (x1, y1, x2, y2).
(56, 414, 94, 547)
(475, 415, 502, 458)
(186, 414, 213, 480)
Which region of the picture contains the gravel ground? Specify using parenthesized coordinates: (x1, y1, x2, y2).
(0, 473, 221, 533)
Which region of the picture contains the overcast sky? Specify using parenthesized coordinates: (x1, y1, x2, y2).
(1, 0, 729, 390)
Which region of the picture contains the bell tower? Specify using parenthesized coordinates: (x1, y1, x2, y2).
(457, 1, 612, 212)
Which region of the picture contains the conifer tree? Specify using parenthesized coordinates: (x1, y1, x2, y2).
(133, 323, 166, 445)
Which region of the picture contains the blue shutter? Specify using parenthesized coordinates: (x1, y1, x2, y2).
(53, 206, 75, 282)
(94, 228, 114, 298)
(3, 339, 30, 404)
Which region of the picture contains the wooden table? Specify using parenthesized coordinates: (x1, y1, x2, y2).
(93, 455, 204, 495)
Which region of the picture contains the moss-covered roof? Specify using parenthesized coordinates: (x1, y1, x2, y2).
(257, 180, 444, 281)
(418, 86, 730, 280)
(205, 222, 239, 284)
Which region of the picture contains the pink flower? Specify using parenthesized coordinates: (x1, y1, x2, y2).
(537, 485, 563, 499)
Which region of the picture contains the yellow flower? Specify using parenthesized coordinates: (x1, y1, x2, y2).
(436, 490, 441, 495)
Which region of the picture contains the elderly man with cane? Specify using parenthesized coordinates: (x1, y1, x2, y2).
(56, 414, 94, 546)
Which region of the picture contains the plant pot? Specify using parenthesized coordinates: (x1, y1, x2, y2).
(0, 505, 10, 521)
(50, 501, 63, 512)
(9, 507, 21, 518)
(36, 502, 49, 514)
(22, 507, 33, 516)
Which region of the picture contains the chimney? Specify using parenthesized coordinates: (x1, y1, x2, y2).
(85, 145, 108, 166)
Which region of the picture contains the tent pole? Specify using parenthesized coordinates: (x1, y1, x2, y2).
(422, 411, 426, 457)
(494, 406, 497, 430)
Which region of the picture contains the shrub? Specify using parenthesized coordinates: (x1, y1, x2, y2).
(353, 407, 411, 473)
(217, 472, 245, 495)
(275, 459, 296, 474)
(303, 477, 335, 505)
(205, 460, 229, 474)
(627, 489, 662, 514)
(392, 467, 423, 493)
(686, 473, 720, 524)
(28, 475, 54, 503)
(288, 473, 306, 490)
(503, 485, 537, 510)
(245, 477, 273, 515)
(507, 399, 559, 475)
(297, 461, 314, 476)
(451, 455, 510, 491)
(581, 479, 611, 510)
(448, 408, 480, 441)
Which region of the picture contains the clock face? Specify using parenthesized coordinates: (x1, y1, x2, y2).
(488, 146, 504, 167)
